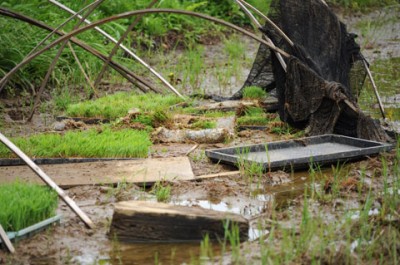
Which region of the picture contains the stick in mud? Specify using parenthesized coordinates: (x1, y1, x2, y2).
(363, 60, 386, 119)
(0, 224, 15, 254)
(0, 132, 94, 229)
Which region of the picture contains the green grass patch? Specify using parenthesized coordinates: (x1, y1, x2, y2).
(202, 111, 236, 118)
(237, 116, 270, 126)
(242, 86, 267, 99)
(0, 181, 58, 231)
(66, 92, 183, 121)
(190, 120, 217, 129)
(0, 126, 151, 158)
(236, 106, 272, 126)
(151, 181, 172, 203)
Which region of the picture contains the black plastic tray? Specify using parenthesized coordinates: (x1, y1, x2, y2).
(206, 134, 393, 171)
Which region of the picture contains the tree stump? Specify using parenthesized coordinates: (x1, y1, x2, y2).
(110, 201, 249, 242)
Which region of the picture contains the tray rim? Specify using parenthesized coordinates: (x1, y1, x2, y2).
(205, 134, 393, 170)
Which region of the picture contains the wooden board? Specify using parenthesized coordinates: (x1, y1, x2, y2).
(0, 157, 194, 188)
(110, 201, 249, 242)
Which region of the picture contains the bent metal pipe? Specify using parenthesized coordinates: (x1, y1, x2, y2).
(49, 0, 184, 99)
(0, 7, 157, 94)
(0, 8, 290, 94)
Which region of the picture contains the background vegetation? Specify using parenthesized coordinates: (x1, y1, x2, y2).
(0, 0, 396, 98)
(0, 0, 268, 96)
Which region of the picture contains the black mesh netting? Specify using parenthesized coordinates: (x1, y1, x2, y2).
(240, 0, 390, 142)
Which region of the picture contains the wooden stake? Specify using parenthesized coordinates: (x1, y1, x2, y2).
(0, 133, 94, 229)
(0, 224, 15, 254)
(363, 60, 385, 119)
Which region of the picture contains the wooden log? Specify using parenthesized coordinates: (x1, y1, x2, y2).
(110, 201, 249, 242)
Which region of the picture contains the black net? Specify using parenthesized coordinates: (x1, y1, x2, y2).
(241, 0, 389, 142)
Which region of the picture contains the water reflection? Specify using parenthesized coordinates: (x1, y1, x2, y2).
(107, 241, 218, 265)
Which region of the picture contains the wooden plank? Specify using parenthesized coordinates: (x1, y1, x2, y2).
(0, 157, 194, 188)
(0, 224, 15, 254)
(110, 201, 249, 242)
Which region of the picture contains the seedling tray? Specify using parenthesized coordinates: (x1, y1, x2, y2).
(0, 215, 61, 244)
(206, 134, 393, 171)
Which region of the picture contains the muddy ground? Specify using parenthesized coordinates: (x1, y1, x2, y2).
(1, 6, 400, 265)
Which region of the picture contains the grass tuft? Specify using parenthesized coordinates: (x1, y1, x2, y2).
(151, 181, 172, 202)
(66, 92, 183, 121)
(242, 86, 267, 99)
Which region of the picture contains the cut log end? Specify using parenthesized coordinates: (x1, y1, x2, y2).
(109, 201, 249, 242)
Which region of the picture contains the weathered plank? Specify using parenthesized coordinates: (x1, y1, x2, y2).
(0, 157, 194, 188)
(110, 201, 249, 242)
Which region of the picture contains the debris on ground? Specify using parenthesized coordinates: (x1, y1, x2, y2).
(152, 127, 231, 144)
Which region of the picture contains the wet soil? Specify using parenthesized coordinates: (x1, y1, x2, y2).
(0, 6, 399, 265)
